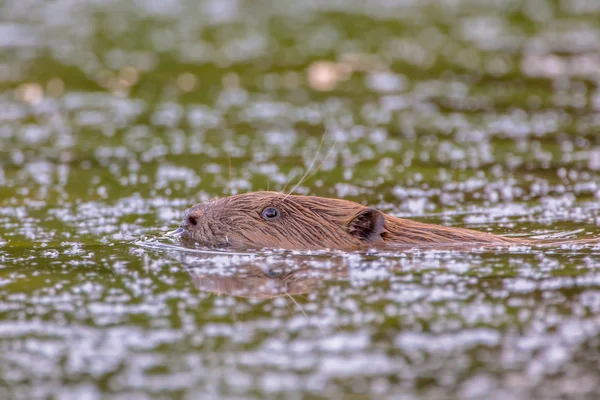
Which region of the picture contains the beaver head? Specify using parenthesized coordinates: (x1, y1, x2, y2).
(179, 191, 386, 251)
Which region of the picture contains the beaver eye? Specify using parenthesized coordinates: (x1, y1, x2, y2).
(262, 207, 280, 221)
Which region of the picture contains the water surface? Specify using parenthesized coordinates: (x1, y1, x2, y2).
(1, 0, 600, 398)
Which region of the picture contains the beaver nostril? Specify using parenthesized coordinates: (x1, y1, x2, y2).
(187, 215, 198, 226)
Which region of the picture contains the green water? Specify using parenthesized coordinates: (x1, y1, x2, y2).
(2, 0, 600, 398)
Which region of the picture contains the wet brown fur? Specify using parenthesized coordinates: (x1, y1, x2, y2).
(180, 191, 597, 251)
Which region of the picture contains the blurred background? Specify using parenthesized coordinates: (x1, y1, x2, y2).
(1, 0, 600, 399)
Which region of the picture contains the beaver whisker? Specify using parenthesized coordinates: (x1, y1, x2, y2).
(303, 138, 338, 185)
(283, 134, 330, 200)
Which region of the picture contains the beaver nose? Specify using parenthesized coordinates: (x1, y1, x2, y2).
(167, 214, 197, 237)
(185, 215, 198, 226)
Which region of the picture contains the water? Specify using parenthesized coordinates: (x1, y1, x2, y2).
(1, 0, 600, 398)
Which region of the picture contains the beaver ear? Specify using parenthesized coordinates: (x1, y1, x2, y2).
(348, 208, 386, 242)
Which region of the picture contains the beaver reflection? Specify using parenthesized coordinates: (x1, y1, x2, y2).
(183, 257, 348, 299)
(187, 264, 313, 299)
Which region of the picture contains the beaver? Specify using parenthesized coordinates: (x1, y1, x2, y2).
(174, 191, 598, 251)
